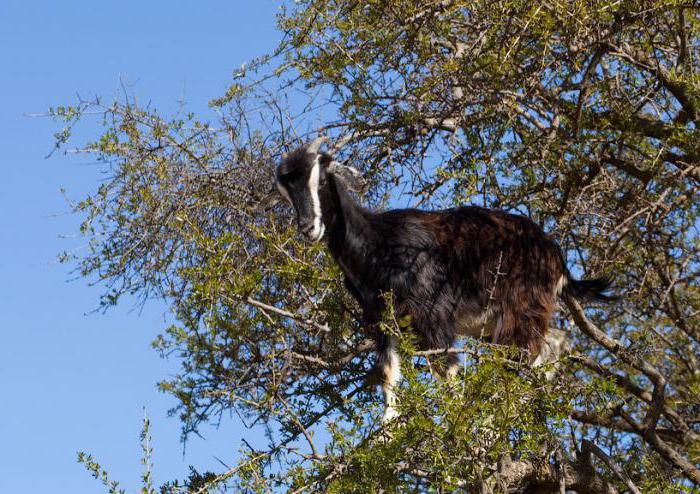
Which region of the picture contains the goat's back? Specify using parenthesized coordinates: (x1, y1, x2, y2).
(368, 206, 568, 356)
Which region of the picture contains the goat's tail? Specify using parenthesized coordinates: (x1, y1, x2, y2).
(563, 275, 617, 302)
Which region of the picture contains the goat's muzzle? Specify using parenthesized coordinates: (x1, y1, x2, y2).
(299, 221, 325, 242)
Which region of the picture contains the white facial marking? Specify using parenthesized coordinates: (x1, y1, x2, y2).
(307, 157, 324, 242)
(276, 181, 292, 205)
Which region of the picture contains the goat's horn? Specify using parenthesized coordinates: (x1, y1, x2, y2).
(306, 135, 329, 154)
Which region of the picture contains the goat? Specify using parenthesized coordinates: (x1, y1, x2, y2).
(270, 137, 614, 422)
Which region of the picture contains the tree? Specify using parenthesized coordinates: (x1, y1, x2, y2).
(54, 1, 699, 492)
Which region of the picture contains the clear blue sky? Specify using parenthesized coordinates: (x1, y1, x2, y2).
(0, 2, 282, 492)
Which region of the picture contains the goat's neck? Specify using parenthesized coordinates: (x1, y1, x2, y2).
(325, 180, 377, 285)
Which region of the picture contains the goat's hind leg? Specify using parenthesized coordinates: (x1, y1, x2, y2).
(494, 302, 548, 366)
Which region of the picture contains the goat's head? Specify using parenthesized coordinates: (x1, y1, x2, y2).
(272, 137, 365, 242)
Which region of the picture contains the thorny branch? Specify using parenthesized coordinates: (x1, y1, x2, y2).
(57, 1, 700, 491)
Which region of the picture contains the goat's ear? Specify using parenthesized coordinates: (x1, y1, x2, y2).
(327, 161, 367, 193)
(255, 186, 281, 212)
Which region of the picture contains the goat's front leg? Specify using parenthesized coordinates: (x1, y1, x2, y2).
(379, 335, 401, 424)
(530, 327, 569, 381)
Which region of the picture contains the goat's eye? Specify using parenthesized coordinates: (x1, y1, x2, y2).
(319, 176, 328, 186)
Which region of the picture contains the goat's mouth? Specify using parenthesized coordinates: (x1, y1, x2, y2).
(304, 223, 325, 242)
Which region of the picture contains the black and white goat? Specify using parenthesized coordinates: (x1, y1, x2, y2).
(271, 137, 613, 422)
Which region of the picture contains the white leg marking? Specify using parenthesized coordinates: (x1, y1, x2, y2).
(381, 337, 401, 424)
(445, 361, 460, 380)
(532, 328, 569, 381)
(306, 158, 325, 241)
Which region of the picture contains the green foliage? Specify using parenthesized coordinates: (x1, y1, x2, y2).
(141, 412, 155, 494)
(294, 343, 572, 492)
(58, 0, 700, 492)
(78, 451, 125, 494)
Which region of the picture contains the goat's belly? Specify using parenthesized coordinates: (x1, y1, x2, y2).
(455, 310, 496, 339)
